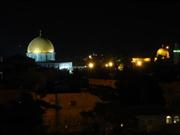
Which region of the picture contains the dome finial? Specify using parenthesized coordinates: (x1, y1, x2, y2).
(39, 29, 42, 37)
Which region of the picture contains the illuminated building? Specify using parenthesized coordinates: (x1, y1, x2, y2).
(26, 31, 73, 72)
(155, 46, 170, 61)
(108, 61, 113, 67)
(118, 63, 124, 71)
(156, 48, 170, 58)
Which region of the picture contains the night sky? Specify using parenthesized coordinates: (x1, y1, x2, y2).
(1, 2, 180, 61)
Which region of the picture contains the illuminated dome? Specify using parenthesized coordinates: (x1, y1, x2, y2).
(26, 36, 55, 62)
(156, 48, 170, 58)
(27, 37, 54, 53)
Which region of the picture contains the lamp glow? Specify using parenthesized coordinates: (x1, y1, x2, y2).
(88, 62, 94, 69)
(108, 61, 113, 67)
(89, 55, 92, 59)
(136, 61, 143, 67)
(105, 64, 109, 67)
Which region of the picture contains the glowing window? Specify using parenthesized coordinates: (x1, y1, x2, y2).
(174, 116, 180, 124)
(166, 116, 172, 124)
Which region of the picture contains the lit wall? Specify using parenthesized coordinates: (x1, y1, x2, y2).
(37, 62, 73, 73)
(26, 52, 55, 62)
(59, 62, 73, 72)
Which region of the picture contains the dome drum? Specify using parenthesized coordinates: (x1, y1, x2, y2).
(27, 52, 55, 62)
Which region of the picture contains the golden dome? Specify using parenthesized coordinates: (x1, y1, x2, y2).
(156, 48, 170, 58)
(27, 37, 54, 54)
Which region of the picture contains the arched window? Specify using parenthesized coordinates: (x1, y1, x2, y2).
(166, 116, 172, 124)
(174, 116, 180, 124)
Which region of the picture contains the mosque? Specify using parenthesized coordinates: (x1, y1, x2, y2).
(155, 45, 170, 60)
(26, 32, 73, 72)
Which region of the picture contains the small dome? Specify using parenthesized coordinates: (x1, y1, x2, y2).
(157, 48, 170, 58)
(27, 37, 54, 53)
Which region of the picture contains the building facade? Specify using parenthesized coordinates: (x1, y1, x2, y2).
(26, 33, 73, 72)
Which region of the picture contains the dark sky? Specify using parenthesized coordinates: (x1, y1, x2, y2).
(1, 2, 180, 61)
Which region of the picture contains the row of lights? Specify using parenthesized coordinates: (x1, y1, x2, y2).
(105, 62, 114, 68)
(87, 58, 150, 70)
(166, 115, 180, 124)
(87, 61, 114, 69)
(87, 61, 124, 71)
(131, 58, 151, 67)
(88, 62, 95, 69)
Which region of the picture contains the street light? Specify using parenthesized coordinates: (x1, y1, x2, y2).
(89, 55, 92, 59)
(136, 60, 143, 67)
(108, 61, 113, 67)
(88, 62, 94, 69)
(166, 46, 170, 49)
(105, 63, 109, 67)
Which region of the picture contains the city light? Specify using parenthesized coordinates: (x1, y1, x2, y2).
(166, 116, 172, 124)
(89, 55, 92, 59)
(88, 62, 94, 69)
(166, 46, 170, 49)
(144, 58, 151, 62)
(118, 64, 124, 71)
(108, 61, 113, 67)
(173, 50, 180, 53)
(105, 63, 109, 67)
(136, 60, 143, 67)
(132, 57, 151, 66)
(174, 116, 180, 124)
